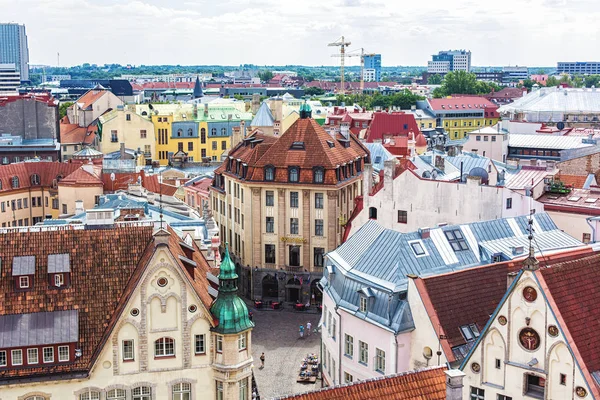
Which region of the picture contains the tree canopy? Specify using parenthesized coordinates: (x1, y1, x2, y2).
(336, 90, 423, 110)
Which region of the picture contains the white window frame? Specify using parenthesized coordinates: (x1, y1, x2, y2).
(54, 273, 64, 287)
(122, 339, 134, 361)
(344, 334, 354, 357)
(132, 386, 152, 400)
(239, 377, 248, 400)
(11, 349, 23, 365)
(344, 371, 354, 383)
(359, 341, 368, 365)
(80, 391, 101, 400)
(238, 333, 247, 351)
(27, 348, 39, 364)
(58, 345, 69, 362)
(154, 337, 175, 357)
(375, 348, 385, 373)
(359, 296, 368, 313)
(216, 381, 224, 400)
(43, 347, 54, 363)
(107, 388, 127, 400)
(173, 382, 191, 400)
(216, 335, 223, 353)
(19, 275, 29, 288)
(0, 350, 6, 367)
(195, 334, 206, 355)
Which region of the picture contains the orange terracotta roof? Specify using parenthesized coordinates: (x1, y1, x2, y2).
(280, 366, 447, 400)
(59, 123, 96, 145)
(558, 174, 588, 189)
(75, 89, 108, 110)
(0, 162, 80, 194)
(143, 174, 178, 196)
(58, 167, 103, 186)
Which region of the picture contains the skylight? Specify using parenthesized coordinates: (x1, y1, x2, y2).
(585, 198, 597, 203)
(290, 141, 305, 150)
(327, 140, 335, 148)
(410, 242, 426, 256)
(568, 196, 581, 202)
(444, 229, 469, 252)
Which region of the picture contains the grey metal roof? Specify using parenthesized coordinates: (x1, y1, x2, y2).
(0, 310, 79, 348)
(250, 102, 275, 127)
(445, 153, 492, 176)
(499, 87, 600, 115)
(12, 256, 35, 276)
(48, 253, 71, 273)
(509, 134, 592, 150)
(363, 143, 394, 172)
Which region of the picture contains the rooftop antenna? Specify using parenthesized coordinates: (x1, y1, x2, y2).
(159, 170, 164, 230)
(57, 52, 60, 67)
(522, 206, 539, 271)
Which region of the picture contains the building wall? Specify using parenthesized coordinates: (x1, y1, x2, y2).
(99, 109, 155, 161)
(463, 132, 508, 162)
(153, 114, 172, 165)
(545, 210, 591, 243)
(354, 167, 543, 236)
(0, 246, 253, 400)
(557, 152, 600, 176)
(0, 23, 29, 80)
(57, 184, 103, 215)
(0, 187, 59, 226)
(69, 91, 123, 128)
(0, 97, 58, 140)
(442, 116, 499, 140)
(462, 271, 592, 400)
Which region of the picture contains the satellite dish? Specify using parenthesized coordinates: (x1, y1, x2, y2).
(468, 167, 490, 185)
(110, 173, 115, 182)
(422, 171, 431, 178)
(431, 170, 438, 180)
(557, 121, 565, 130)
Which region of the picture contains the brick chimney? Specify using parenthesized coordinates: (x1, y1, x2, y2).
(445, 370, 465, 400)
(363, 163, 373, 199)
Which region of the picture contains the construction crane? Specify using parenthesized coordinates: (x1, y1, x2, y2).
(328, 36, 352, 93)
(332, 46, 378, 93)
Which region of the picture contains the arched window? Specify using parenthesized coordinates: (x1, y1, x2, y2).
(132, 386, 152, 400)
(211, 128, 217, 136)
(188, 128, 193, 136)
(177, 129, 182, 137)
(25, 396, 47, 400)
(30, 174, 40, 185)
(155, 337, 175, 357)
(107, 389, 126, 400)
(173, 383, 191, 400)
(369, 207, 378, 220)
(265, 166, 275, 182)
(141, 111, 148, 116)
(221, 128, 227, 136)
(313, 167, 324, 184)
(79, 390, 100, 400)
(11, 176, 19, 189)
(200, 128, 206, 144)
(288, 167, 299, 183)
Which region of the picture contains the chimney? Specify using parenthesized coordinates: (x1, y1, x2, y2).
(120, 143, 126, 160)
(467, 175, 482, 186)
(75, 200, 84, 215)
(231, 126, 242, 148)
(240, 120, 246, 137)
(419, 227, 430, 239)
(363, 163, 373, 198)
(340, 121, 350, 139)
(435, 154, 445, 171)
(507, 271, 519, 289)
(204, 103, 209, 116)
(445, 370, 465, 400)
(383, 159, 395, 191)
(81, 162, 94, 175)
(273, 121, 281, 136)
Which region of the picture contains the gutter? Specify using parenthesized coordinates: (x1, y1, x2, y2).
(334, 304, 343, 386)
(586, 216, 596, 243)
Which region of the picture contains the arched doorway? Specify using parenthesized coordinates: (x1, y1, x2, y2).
(310, 280, 322, 305)
(262, 274, 278, 299)
(369, 207, 378, 219)
(286, 278, 301, 303)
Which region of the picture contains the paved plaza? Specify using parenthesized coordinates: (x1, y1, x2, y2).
(251, 308, 323, 399)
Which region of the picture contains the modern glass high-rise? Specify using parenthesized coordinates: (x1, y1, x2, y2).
(363, 54, 381, 82)
(0, 23, 29, 81)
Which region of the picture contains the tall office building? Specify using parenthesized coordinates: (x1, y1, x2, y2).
(363, 54, 381, 82)
(0, 23, 29, 81)
(557, 62, 600, 75)
(0, 63, 20, 93)
(427, 50, 471, 74)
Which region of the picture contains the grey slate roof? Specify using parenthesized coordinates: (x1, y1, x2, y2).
(48, 253, 71, 273)
(0, 310, 79, 348)
(445, 152, 492, 176)
(323, 213, 584, 334)
(12, 256, 35, 276)
(363, 143, 394, 172)
(250, 102, 275, 127)
(499, 87, 600, 115)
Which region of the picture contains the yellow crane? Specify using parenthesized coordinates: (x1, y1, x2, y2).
(331, 46, 378, 93)
(328, 36, 352, 93)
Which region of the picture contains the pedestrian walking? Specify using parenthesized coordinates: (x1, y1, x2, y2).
(299, 324, 305, 338)
(260, 352, 265, 368)
(306, 321, 312, 336)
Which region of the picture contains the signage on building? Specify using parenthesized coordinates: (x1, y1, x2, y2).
(280, 236, 308, 244)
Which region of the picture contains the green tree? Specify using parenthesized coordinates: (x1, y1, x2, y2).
(432, 87, 446, 98)
(440, 71, 479, 95)
(233, 94, 244, 101)
(546, 76, 559, 87)
(585, 75, 600, 88)
(427, 74, 443, 85)
(257, 70, 274, 82)
(518, 79, 536, 90)
(304, 87, 325, 96)
(58, 102, 73, 119)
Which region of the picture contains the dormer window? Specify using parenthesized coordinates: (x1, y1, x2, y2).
(19, 276, 30, 289)
(359, 296, 368, 313)
(48, 253, 71, 288)
(265, 165, 275, 182)
(11, 176, 19, 189)
(30, 174, 41, 185)
(12, 256, 35, 291)
(313, 167, 324, 184)
(288, 167, 299, 183)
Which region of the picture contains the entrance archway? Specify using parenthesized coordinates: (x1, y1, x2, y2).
(262, 274, 278, 299)
(286, 278, 301, 303)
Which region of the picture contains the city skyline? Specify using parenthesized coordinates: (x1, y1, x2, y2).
(1, 0, 598, 68)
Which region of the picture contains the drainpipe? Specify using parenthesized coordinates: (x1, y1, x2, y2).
(394, 334, 399, 374)
(334, 305, 343, 386)
(586, 217, 596, 243)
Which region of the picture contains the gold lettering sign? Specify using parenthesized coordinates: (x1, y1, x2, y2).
(280, 236, 307, 244)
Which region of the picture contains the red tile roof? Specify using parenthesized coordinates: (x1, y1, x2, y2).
(0, 93, 57, 107)
(0, 162, 80, 194)
(557, 174, 588, 189)
(75, 89, 108, 110)
(364, 112, 420, 143)
(143, 174, 178, 196)
(59, 123, 96, 145)
(58, 167, 103, 186)
(216, 118, 369, 186)
(537, 253, 600, 395)
(415, 247, 597, 363)
(428, 97, 497, 111)
(382, 136, 409, 156)
(280, 366, 447, 400)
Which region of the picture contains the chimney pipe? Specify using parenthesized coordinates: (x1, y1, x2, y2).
(445, 370, 466, 400)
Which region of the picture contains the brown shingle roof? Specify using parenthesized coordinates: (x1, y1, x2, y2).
(279, 366, 447, 400)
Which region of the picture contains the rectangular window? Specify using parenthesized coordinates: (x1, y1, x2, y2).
(212, 141, 217, 150)
(445, 229, 469, 252)
(27, 348, 38, 364)
(54, 273, 64, 287)
(43, 347, 54, 363)
(123, 340, 134, 361)
(560, 373, 567, 385)
(497, 395, 512, 400)
(239, 377, 248, 400)
(358, 340, 369, 365)
(344, 371, 353, 383)
(111, 130, 118, 142)
(360, 296, 367, 312)
(201, 149, 207, 158)
(238, 333, 247, 350)
(140, 129, 147, 138)
(188, 142, 194, 151)
(470, 387, 485, 400)
(12, 349, 22, 366)
(178, 142, 184, 152)
(506, 198, 512, 209)
(492, 136, 497, 142)
(525, 375, 545, 398)
(476, 136, 481, 141)
(290, 218, 299, 235)
(314, 247, 324, 268)
(58, 345, 69, 362)
(375, 348, 385, 373)
(126, 114, 131, 121)
(216, 335, 223, 353)
(315, 193, 323, 209)
(495, 358, 501, 369)
(290, 192, 298, 208)
(266, 191, 274, 207)
(315, 219, 324, 236)
(17, 199, 22, 209)
(266, 217, 274, 233)
(411, 241, 426, 256)
(397, 210, 407, 223)
(484, 136, 489, 141)
(19, 275, 30, 289)
(344, 334, 354, 357)
(221, 140, 227, 150)
(195, 334, 206, 354)
(23, 198, 28, 208)
(216, 381, 224, 400)
(0, 350, 6, 367)
(460, 324, 481, 341)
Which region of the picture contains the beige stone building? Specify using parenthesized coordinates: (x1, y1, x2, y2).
(210, 109, 369, 302)
(67, 88, 123, 128)
(0, 222, 254, 400)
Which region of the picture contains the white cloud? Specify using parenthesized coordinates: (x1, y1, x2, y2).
(1, 0, 598, 67)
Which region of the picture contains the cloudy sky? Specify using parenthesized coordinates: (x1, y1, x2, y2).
(1, 0, 598, 67)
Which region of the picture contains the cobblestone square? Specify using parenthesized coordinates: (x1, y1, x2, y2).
(251, 308, 322, 399)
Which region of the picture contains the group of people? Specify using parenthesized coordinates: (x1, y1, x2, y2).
(299, 321, 312, 338)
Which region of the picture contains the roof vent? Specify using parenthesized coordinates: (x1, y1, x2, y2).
(512, 245, 525, 255)
(418, 227, 430, 239)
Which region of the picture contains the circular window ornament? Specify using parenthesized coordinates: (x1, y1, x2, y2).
(498, 315, 507, 326)
(519, 328, 541, 351)
(130, 308, 140, 317)
(188, 304, 198, 313)
(548, 325, 559, 337)
(523, 286, 538, 302)
(471, 362, 481, 373)
(576, 387, 588, 398)
(157, 277, 168, 287)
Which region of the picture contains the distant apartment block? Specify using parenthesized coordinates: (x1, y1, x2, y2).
(42, 74, 71, 83)
(502, 66, 528, 83)
(0, 63, 19, 94)
(557, 61, 600, 75)
(427, 50, 471, 74)
(363, 54, 381, 82)
(0, 23, 29, 81)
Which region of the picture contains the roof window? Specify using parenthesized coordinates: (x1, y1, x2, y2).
(460, 323, 480, 342)
(409, 241, 427, 257)
(326, 140, 335, 148)
(444, 229, 469, 252)
(290, 141, 305, 150)
(568, 196, 581, 202)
